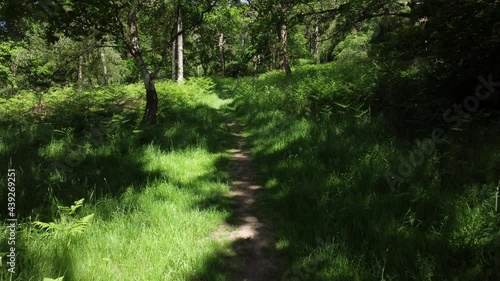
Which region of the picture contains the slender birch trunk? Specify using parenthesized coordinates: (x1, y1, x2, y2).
(177, 13, 184, 82)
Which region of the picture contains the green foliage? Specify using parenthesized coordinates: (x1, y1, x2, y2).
(233, 59, 377, 119)
(364, 0, 500, 116)
(0, 76, 233, 280)
(0, 40, 23, 92)
(231, 61, 500, 280)
(332, 30, 371, 62)
(288, 24, 311, 63)
(33, 198, 94, 239)
(1, 0, 499, 280)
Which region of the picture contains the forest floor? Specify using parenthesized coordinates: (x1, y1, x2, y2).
(211, 120, 281, 281)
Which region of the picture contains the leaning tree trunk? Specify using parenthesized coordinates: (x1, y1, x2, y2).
(142, 74, 158, 124)
(219, 32, 225, 77)
(128, 8, 158, 124)
(177, 13, 184, 82)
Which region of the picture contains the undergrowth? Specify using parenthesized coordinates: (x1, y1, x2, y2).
(0, 77, 234, 280)
(1, 59, 499, 280)
(230, 61, 500, 280)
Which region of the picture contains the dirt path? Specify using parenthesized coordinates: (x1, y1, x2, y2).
(213, 121, 280, 281)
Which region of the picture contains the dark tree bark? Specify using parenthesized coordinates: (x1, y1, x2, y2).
(202, 64, 208, 76)
(172, 39, 176, 81)
(271, 47, 277, 70)
(128, 8, 158, 124)
(143, 82, 158, 124)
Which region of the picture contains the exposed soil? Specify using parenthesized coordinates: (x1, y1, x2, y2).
(212, 121, 281, 281)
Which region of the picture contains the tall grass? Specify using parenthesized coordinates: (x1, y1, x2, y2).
(1, 59, 499, 280)
(0, 78, 235, 280)
(230, 61, 500, 280)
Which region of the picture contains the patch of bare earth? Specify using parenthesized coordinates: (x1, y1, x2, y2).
(211, 121, 281, 281)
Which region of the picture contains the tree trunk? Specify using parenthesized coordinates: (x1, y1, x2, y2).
(271, 47, 277, 70)
(277, 0, 292, 76)
(219, 32, 225, 77)
(9, 63, 17, 94)
(253, 54, 260, 76)
(177, 13, 184, 82)
(100, 51, 109, 86)
(128, 8, 157, 124)
(315, 19, 321, 64)
(143, 77, 158, 124)
(86, 53, 94, 89)
(280, 23, 292, 76)
(241, 33, 246, 55)
(172, 39, 176, 81)
(78, 55, 84, 92)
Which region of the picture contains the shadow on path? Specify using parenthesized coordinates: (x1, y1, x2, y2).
(188, 121, 283, 281)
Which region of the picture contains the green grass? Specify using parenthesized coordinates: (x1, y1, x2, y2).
(228, 62, 500, 280)
(18, 148, 231, 281)
(0, 78, 236, 280)
(1, 60, 499, 281)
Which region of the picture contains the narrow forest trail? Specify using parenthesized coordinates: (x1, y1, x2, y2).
(211, 119, 281, 281)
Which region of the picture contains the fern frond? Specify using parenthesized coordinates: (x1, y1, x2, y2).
(33, 221, 63, 232)
(67, 214, 94, 235)
(58, 198, 85, 215)
(33, 198, 93, 238)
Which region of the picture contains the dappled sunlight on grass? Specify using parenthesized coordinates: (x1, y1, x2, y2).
(231, 62, 500, 280)
(0, 77, 236, 280)
(1, 61, 499, 280)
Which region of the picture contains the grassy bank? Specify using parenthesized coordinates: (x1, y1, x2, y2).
(0, 79, 235, 280)
(230, 61, 500, 280)
(1, 60, 499, 280)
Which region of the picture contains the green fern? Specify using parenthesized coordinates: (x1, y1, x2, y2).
(33, 214, 94, 235)
(57, 198, 85, 215)
(33, 198, 94, 238)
